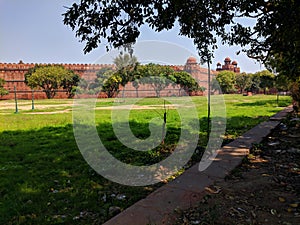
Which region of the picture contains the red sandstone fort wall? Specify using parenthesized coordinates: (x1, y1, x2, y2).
(0, 62, 113, 100)
(0, 58, 222, 100)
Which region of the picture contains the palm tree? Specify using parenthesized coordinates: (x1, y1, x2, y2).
(113, 53, 138, 70)
(113, 53, 139, 98)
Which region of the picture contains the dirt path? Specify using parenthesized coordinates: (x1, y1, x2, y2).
(0, 102, 73, 111)
(0, 101, 173, 114)
(176, 115, 300, 224)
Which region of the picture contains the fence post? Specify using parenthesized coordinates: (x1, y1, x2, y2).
(31, 89, 35, 110)
(14, 86, 18, 114)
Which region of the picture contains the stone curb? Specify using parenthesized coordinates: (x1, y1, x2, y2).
(104, 106, 293, 225)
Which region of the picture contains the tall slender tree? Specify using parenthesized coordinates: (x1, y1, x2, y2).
(113, 53, 139, 98)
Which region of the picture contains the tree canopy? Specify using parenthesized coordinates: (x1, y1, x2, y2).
(63, 0, 235, 63)
(235, 72, 252, 93)
(212, 70, 278, 94)
(113, 53, 138, 71)
(137, 63, 176, 97)
(25, 65, 80, 99)
(63, 0, 300, 77)
(254, 70, 275, 94)
(213, 70, 236, 94)
(90, 61, 200, 98)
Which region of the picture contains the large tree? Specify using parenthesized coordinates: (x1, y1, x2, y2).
(61, 72, 81, 98)
(254, 70, 275, 94)
(63, 0, 237, 63)
(90, 67, 114, 91)
(235, 72, 252, 94)
(90, 67, 123, 97)
(137, 63, 176, 97)
(275, 75, 290, 93)
(25, 65, 80, 99)
(172, 71, 200, 95)
(114, 53, 139, 98)
(90, 54, 139, 97)
(102, 72, 122, 98)
(63, 0, 300, 77)
(214, 70, 236, 94)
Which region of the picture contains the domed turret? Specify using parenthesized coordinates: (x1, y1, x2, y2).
(184, 56, 200, 73)
(186, 56, 198, 64)
(216, 57, 240, 73)
(216, 62, 222, 71)
(224, 57, 231, 63)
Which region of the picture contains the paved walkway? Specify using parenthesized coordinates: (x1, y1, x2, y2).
(104, 106, 293, 225)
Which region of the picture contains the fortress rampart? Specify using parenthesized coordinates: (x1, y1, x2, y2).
(0, 57, 236, 100)
(0, 62, 112, 99)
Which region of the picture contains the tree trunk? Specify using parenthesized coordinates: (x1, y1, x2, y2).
(156, 90, 160, 97)
(135, 88, 139, 98)
(44, 90, 54, 99)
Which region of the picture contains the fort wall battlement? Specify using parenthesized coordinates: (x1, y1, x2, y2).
(0, 62, 113, 99)
(0, 57, 232, 100)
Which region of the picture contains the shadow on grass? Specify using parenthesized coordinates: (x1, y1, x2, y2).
(0, 124, 164, 225)
(235, 98, 290, 107)
(0, 111, 286, 224)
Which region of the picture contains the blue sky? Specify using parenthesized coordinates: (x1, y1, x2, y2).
(0, 1, 264, 72)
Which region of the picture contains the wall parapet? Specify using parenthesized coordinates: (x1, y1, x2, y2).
(0, 58, 230, 100)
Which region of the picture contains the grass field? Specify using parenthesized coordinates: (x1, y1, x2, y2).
(0, 94, 291, 224)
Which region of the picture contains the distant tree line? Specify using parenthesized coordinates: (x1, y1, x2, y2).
(19, 54, 203, 99)
(78, 53, 204, 98)
(3, 54, 294, 100)
(212, 70, 290, 95)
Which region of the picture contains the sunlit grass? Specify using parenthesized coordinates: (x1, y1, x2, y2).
(0, 94, 292, 224)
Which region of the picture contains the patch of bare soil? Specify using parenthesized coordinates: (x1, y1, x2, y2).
(24, 109, 72, 114)
(0, 102, 73, 110)
(176, 115, 300, 225)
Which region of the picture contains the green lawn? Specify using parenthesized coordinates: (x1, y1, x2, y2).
(0, 94, 291, 224)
